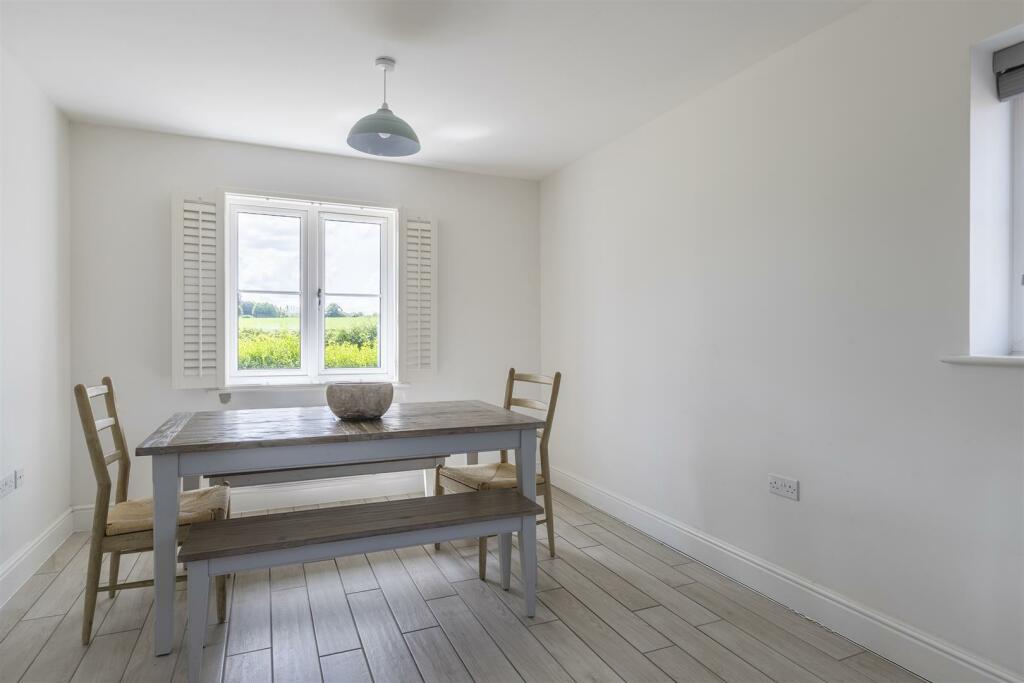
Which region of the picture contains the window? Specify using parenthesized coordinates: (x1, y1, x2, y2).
(225, 193, 397, 385)
(170, 191, 434, 389)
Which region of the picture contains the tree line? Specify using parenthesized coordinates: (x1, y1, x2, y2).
(238, 300, 360, 318)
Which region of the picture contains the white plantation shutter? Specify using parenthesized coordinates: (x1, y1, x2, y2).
(401, 217, 437, 375)
(171, 194, 223, 388)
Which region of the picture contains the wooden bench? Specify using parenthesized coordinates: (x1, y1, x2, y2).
(177, 490, 544, 682)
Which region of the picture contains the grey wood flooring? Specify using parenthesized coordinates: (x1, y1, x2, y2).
(1, 488, 926, 683)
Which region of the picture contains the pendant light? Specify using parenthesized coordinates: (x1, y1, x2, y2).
(347, 57, 420, 157)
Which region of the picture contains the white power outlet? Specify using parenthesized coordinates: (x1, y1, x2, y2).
(769, 474, 799, 501)
(0, 473, 14, 499)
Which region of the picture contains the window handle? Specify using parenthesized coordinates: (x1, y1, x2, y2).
(317, 288, 323, 307)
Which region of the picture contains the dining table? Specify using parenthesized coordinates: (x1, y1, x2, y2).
(136, 399, 546, 656)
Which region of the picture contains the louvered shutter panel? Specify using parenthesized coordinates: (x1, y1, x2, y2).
(995, 41, 1024, 101)
(401, 217, 437, 376)
(171, 195, 223, 388)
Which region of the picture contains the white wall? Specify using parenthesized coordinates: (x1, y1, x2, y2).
(69, 124, 539, 509)
(540, 2, 1024, 679)
(0, 49, 72, 600)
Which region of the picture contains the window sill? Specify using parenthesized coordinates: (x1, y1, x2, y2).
(940, 355, 1024, 368)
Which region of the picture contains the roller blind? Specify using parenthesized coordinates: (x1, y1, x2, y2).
(401, 217, 437, 375)
(994, 41, 1024, 101)
(171, 194, 224, 389)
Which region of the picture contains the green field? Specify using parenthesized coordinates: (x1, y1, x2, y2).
(237, 315, 379, 370)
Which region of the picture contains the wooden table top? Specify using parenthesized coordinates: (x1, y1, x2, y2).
(136, 400, 545, 456)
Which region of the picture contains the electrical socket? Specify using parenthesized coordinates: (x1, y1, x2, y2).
(0, 473, 14, 499)
(14, 469, 24, 489)
(769, 474, 799, 501)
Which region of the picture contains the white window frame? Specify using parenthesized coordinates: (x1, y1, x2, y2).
(225, 193, 398, 386)
(316, 209, 397, 378)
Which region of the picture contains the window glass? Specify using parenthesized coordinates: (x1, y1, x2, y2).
(237, 212, 301, 291)
(236, 212, 302, 371)
(323, 295, 380, 369)
(324, 219, 380, 295)
(237, 293, 301, 370)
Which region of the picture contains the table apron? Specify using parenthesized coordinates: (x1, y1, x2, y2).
(175, 430, 525, 477)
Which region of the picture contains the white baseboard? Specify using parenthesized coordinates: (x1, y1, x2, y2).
(71, 470, 426, 531)
(0, 509, 74, 608)
(72, 504, 96, 532)
(551, 466, 1023, 683)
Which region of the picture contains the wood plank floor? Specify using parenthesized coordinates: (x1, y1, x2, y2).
(1, 488, 927, 683)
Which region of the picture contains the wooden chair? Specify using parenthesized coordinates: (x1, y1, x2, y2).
(434, 368, 561, 579)
(74, 377, 230, 645)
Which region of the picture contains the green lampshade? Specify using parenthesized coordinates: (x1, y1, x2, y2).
(347, 104, 420, 157)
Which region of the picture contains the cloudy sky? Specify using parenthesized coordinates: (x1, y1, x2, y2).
(237, 211, 380, 316)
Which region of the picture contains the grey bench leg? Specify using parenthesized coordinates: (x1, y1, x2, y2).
(187, 561, 210, 683)
(519, 518, 537, 616)
(499, 533, 512, 590)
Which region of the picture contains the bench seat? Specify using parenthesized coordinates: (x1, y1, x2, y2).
(178, 490, 543, 683)
(180, 489, 543, 562)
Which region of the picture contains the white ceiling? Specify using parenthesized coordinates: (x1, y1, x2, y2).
(1, 2, 860, 179)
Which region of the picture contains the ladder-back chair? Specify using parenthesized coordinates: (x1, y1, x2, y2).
(435, 368, 562, 579)
(74, 377, 230, 645)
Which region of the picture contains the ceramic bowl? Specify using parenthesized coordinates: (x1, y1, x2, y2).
(326, 382, 394, 420)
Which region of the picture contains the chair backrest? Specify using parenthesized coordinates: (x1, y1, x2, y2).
(500, 368, 561, 464)
(74, 377, 131, 510)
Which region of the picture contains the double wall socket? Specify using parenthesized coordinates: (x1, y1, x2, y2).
(769, 474, 799, 501)
(0, 469, 25, 499)
(0, 473, 15, 498)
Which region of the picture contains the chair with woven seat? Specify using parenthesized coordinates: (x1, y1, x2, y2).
(74, 377, 230, 645)
(435, 368, 561, 579)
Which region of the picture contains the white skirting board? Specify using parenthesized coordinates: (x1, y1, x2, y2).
(551, 466, 1024, 683)
(0, 509, 74, 608)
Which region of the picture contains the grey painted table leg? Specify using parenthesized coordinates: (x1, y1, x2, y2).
(152, 455, 180, 655)
(516, 429, 537, 616)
